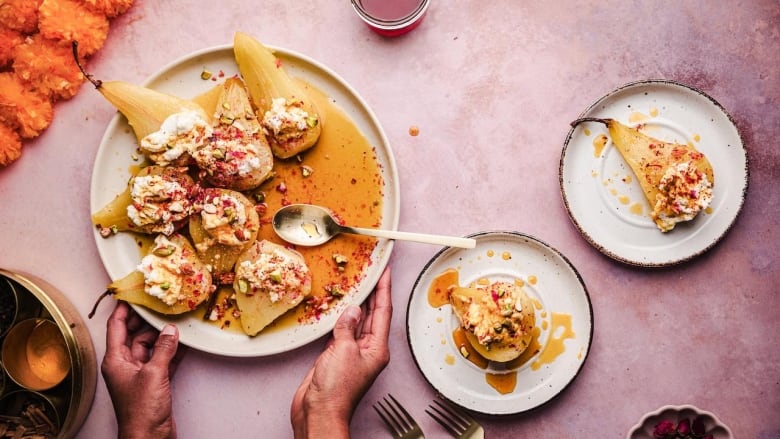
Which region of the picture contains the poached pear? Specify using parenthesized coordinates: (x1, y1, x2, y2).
(450, 281, 536, 363)
(92, 166, 197, 236)
(233, 31, 322, 159)
(191, 78, 274, 191)
(572, 117, 714, 232)
(189, 188, 260, 274)
(233, 240, 312, 336)
(90, 234, 214, 317)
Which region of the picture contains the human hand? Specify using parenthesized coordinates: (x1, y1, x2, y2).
(291, 267, 393, 439)
(101, 301, 186, 439)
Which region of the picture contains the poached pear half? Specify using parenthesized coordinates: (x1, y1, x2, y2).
(450, 281, 536, 363)
(93, 234, 214, 316)
(233, 31, 322, 159)
(233, 240, 312, 336)
(572, 117, 714, 232)
(189, 188, 260, 274)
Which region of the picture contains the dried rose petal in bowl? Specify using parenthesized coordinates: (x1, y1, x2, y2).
(627, 405, 733, 439)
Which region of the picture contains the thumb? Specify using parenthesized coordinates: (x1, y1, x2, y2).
(150, 324, 179, 368)
(332, 305, 361, 341)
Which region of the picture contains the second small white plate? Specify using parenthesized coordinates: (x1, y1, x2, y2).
(406, 231, 592, 416)
(560, 79, 748, 267)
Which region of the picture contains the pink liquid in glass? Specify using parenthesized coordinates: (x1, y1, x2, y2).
(359, 0, 422, 21)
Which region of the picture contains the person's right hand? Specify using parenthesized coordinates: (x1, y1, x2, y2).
(101, 301, 186, 439)
(291, 267, 393, 439)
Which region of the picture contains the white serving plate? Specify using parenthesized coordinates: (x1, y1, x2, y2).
(560, 79, 748, 267)
(90, 44, 399, 356)
(406, 231, 592, 415)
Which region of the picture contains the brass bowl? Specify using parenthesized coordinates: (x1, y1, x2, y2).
(0, 269, 97, 438)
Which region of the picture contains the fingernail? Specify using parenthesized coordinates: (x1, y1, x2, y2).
(161, 324, 177, 336)
(344, 305, 361, 321)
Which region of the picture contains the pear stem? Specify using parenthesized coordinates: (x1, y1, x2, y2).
(72, 41, 102, 89)
(88, 290, 114, 319)
(570, 117, 609, 128)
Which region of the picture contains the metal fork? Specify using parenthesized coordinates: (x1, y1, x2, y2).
(425, 396, 485, 439)
(373, 393, 425, 439)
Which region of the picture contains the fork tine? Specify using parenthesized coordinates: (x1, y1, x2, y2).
(434, 397, 474, 425)
(386, 394, 415, 430)
(374, 399, 402, 435)
(425, 405, 461, 436)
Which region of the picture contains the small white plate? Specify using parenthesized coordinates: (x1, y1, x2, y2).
(406, 231, 592, 415)
(90, 45, 399, 356)
(560, 79, 748, 267)
(627, 404, 734, 439)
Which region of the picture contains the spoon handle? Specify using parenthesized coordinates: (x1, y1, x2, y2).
(344, 226, 476, 249)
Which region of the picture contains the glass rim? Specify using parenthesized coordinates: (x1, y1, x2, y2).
(350, 0, 429, 30)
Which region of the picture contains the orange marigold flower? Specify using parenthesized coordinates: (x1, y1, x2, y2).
(0, 72, 54, 139)
(82, 0, 134, 18)
(38, 0, 109, 57)
(0, 0, 42, 34)
(0, 27, 24, 68)
(0, 122, 23, 166)
(13, 34, 84, 101)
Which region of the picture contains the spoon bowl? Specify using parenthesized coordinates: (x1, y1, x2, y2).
(273, 204, 476, 249)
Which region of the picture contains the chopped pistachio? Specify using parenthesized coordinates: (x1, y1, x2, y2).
(269, 269, 283, 283)
(301, 165, 313, 178)
(327, 284, 344, 298)
(459, 346, 470, 358)
(200, 69, 212, 80)
(153, 245, 176, 257)
(306, 116, 319, 128)
(253, 191, 266, 203)
(160, 282, 170, 290)
(212, 149, 225, 160)
(238, 279, 249, 294)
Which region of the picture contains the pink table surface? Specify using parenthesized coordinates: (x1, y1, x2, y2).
(1, 1, 778, 438)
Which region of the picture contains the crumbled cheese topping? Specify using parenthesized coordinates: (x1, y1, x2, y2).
(236, 246, 309, 304)
(191, 123, 266, 178)
(261, 98, 311, 141)
(653, 161, 713, 232)
(136, 235, 189, 305)
(457, 282, 528, 347)
(197, 192, 251, 246)
(140, 111, 212, 166)
(126, 173, 192, 235)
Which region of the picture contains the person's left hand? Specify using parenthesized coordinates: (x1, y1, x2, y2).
(101, 301, 186, 439)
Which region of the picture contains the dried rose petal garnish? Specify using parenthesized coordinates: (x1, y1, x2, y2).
(652, 415, 714, 439)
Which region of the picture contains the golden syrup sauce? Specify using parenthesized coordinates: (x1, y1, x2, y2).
(501, 251, 512, 261)
(531, 312, 575, 371)
(583, 128, 591, 136)
(629, 112, 647, 124)
(622, 174, 633, 184)
(486, 249, 495, 257)
(527, 275, 537, 286)
(693, 133, 701, 142)
(650, 107, 659, 117)
(705, 206, 713, 214)
(428, 268, 459, 308)
(618, 195, 630, 205)
(630, 202, 644, 215)
(486, 371, 517, 394)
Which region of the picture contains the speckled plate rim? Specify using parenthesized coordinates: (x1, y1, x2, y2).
(559, 79, 749, 267)
(405, 231, 593, 416)
(626, 404, 734, 439)
(90, 44, 399, 357)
